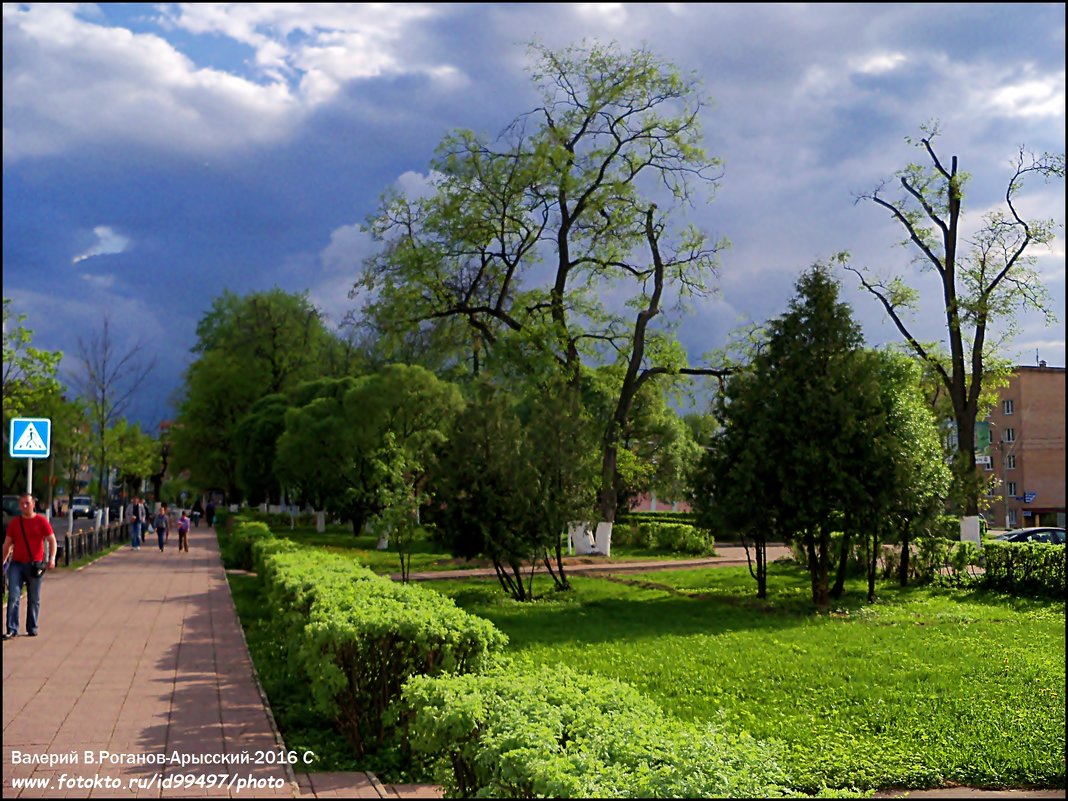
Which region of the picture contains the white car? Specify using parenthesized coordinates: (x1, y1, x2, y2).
(70, 496, 96, 519)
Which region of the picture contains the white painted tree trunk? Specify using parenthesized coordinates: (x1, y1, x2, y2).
(594, 521, 613, 558)
(316, 510, 326, 533)
(570, 521, 595, 555)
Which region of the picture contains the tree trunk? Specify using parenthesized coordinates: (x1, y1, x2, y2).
(830, 529, 853, 600)
(898, 521, 912, 586)
(867, 530, 878, 604)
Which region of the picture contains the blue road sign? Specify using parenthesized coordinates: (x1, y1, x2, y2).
(9, 418, 51, 458)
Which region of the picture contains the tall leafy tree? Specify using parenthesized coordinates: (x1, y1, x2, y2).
(107, 419, 161, 501)
(856, 350, 951, 600)
(428, 384, 542, 601)
(849, 124, 1064, 515)
(171, 289, 344, 496)
(233, 393, 290, 506)
(357, 41, 728, 540)
(720, 261, 885, 610)
(691, 366, 779, 599)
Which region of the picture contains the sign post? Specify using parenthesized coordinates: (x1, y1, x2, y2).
(9, 417, 52, 497)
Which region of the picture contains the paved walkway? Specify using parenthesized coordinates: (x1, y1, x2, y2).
(2, 524, 434, 798)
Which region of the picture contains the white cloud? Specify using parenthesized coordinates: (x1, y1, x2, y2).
(3, 3, 460, 161)
(72, 226, 130, 264)
(987, 74, 1066, 119)
(321, 223, 374, 274)
(852, 52, 907, 75)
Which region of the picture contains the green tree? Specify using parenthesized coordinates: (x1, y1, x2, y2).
(2, 298, 63, 419)
(275, 366, 462, 536)
(849, 124, 1064, 515)
(429, 384, 541, 601)
(691, 366, 779, 599)
(358, 42, 728, 540)
(3, 299, 64, 494)
(170, 349, 262, 500)
(233, 393, 289, 506)
(741, 261, 885, 610)
(107, 419, 161, 501)
(172, 289, 345, 496)
(522, 377, 600, 590)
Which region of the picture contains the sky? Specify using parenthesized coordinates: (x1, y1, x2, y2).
(3, 3, 1065, 430)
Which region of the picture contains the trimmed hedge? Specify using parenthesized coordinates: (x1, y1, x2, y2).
(983, 541, 1066, 597)
(228, 520, 275, 571)
(255, 543, 508, 758)
(400, 664, 796, 799)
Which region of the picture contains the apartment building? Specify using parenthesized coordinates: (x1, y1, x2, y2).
(981, 363, 1066, 529)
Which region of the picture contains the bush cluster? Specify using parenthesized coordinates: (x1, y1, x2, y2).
(982, 541, 1066, 597)
(614, 521, 714, 556)
(399, 664, 794, 799)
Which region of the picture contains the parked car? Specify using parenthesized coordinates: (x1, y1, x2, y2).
(993, 526, 1065, 545)
(70, 496, 96, 520)
(2, 495, 19, 529)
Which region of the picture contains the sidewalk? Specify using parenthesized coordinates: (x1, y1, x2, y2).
(396, 543, 794, 582)
(1, 524, 438, 799)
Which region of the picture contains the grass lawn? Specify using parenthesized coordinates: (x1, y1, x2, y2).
(430, 562, 1065, 793)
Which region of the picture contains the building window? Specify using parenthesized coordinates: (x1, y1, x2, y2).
(1003, 427, 1016, 443)
(1003, 399, 1014, 415)
(1008, 509, 1018, 526)
(1007, 482, 1017, 497)
(1006, 454, 1016, 470)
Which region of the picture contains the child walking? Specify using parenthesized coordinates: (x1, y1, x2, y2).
(177, 510, 191, 554)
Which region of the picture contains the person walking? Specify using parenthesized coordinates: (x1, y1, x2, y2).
(176, 510, 191, 554)
(126, 495, 146, 550)
(205, 498, 216, 528)
(153, 504, 170, 552)
(2, 493, 58, 640)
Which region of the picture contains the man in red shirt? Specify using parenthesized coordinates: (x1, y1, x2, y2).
(2, 492, 58, 640)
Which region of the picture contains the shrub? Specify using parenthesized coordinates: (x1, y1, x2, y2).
(257, 545, 508, 760)
(228, 521, 275, 571)
(400, 664, 794, 799)
(616, 521, 714, 556)
(983, 541, 1066, 597)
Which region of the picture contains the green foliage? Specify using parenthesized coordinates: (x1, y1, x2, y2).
(256, 542, 507, 761)
(106, 419, 160, 498)
(172, 289, 347, 497)
(275, 366, 463, 535)
(227, 520, 275, 571)
(615, 521, 715, 556)
(2, 298, 63, 420)
(400, 664, 794, 799)
(983, 541, 1066, 597)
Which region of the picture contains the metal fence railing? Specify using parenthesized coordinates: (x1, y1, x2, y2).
(62, 521, 130, 566)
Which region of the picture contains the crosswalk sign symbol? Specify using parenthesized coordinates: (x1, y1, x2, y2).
(10, 418, 51, 458)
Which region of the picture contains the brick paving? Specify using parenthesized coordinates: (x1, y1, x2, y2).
(1, 523, 440, 799)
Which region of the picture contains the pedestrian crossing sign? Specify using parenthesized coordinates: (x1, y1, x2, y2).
(9, 418, 51, 458)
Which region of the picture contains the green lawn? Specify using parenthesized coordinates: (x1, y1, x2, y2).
(430, 562, 1065, 792)
(225, 525, 1065, 793)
